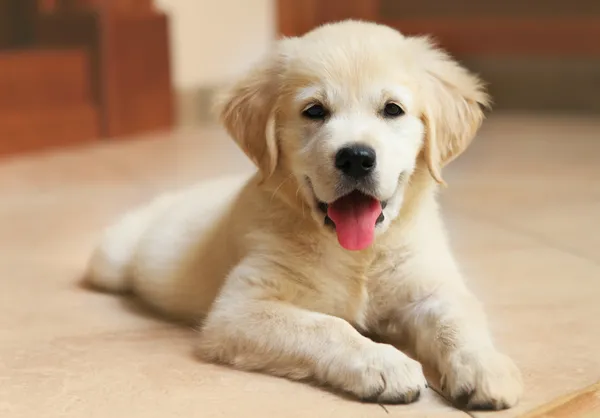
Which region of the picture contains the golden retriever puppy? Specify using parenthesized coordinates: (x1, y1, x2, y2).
(86, 20, 522, 409)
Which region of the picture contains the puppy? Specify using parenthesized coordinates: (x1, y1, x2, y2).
(86, 20, 522, 409)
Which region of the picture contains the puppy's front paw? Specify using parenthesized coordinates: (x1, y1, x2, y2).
(326, 343, 427, 404)
(442, 349, 523, 410)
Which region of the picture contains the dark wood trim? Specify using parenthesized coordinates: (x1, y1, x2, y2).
(379, 0, 600, 19)
(319, 0, 378, 25)
(382, 18, 600, 57)
(35, 11, 102, 102)
(0, 0, 37, 48)
(276, 1, 600, 57)
(277, 0, 318, 38)
(277, 0, 378, 38)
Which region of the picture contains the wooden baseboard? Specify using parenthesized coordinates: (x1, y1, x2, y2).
(521, 382, 600, 418)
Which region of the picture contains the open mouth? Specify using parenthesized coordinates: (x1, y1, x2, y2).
(316, 190, 386, 251)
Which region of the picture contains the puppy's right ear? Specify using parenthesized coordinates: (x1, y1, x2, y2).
(214, 39, 296, 178)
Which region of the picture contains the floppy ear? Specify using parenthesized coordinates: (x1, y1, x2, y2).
(411, 37, 490, 185)
(214, 39, 294, 178)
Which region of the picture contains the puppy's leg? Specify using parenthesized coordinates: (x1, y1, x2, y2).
(406, 285, 522, 410)
(371, 254, 523, 410)
(198, 264, 427, 404)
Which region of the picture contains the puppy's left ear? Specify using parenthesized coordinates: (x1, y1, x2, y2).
(214, 38, 297, 179)
(411, 37, 490, 185)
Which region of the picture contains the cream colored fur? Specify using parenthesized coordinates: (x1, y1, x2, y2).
(85, 21, 522, 409)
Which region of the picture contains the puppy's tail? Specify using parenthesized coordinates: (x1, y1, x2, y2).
(84, 196, 172, 293)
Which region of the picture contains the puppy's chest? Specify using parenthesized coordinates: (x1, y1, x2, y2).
(308, 255, 369, 326)
(304, 247, 412, 326)
(291, 244, 388, 329)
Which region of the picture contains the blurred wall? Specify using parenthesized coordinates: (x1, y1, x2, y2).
(155, 0, 275, 90)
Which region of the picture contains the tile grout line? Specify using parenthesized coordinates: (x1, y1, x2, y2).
(425, 380, 476, 417)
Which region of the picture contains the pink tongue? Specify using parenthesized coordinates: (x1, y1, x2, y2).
(327, 191, 382, 251)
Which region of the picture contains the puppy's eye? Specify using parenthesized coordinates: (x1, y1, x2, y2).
(302, 104, 328, 120)
(383, 102, 404, 118)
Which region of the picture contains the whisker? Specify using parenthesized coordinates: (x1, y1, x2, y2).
(295, 185, 302, 200)
(294, 185, 307, 220)
(270, 174, 294, 204)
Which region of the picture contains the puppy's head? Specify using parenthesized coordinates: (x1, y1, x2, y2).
(217, 20, 489, 251)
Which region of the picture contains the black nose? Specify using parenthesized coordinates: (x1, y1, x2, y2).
(335, 145, 376, 179)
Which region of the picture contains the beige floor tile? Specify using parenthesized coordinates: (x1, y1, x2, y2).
(461, 247, 600, 417)
(442, 114, 600, 266)
(0, 335, 463, 418)
(443, 211, 541, 257)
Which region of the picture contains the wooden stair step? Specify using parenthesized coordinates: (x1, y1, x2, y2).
(0, 104, 99, 156)
(0, 49, 92, 109)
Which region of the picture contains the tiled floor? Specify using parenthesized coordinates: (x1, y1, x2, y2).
(0, 115, 599, 417)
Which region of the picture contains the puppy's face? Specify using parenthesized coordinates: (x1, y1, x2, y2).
(218, 21, 488, 251)
(277, 43, 424, 251)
